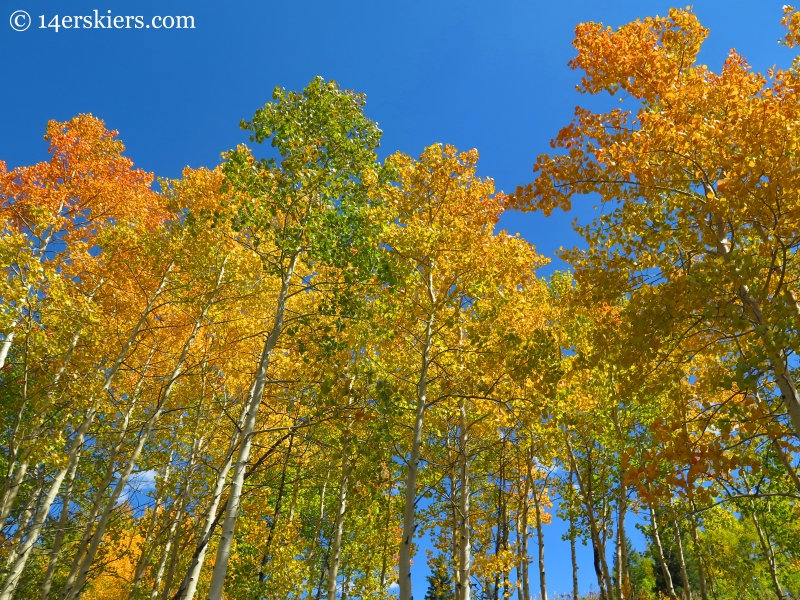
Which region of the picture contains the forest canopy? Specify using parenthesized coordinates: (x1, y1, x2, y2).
(2, 7, 800, 600)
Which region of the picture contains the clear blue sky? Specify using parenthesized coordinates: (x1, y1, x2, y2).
(2, 0, 793, 596)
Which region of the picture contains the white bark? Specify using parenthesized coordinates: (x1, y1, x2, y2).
(0, 411, 93, 600)
(326, 443, 352, 600)
(671, 516, 691, 600)
(145, 392, 239, 600)
(711, 217, 800, 436)
(63, 261, 223, 600)
(398, 313, 434, 600)
(207, 253, 298, 600)
(39, 447, 82, 600)
(0, 279, 103, 530)
(457, 400, 471, 600)
(306, 469, 330, 596)
(753, 513, 784, 600)
(1, 258, 168, 599)
(516, 461, 531, 600)
(61, 350, 156, 597)
(0, 229, 55, 371)
(2, 473, 44, 570)
(0, 456, 29, 529)
(648, 502, 677, 600)
(566, 440, 612, 600)
(530, 455, 550, 600)
(154, 396, 208, 600)
(616, 491, 628, 600)
(127, 457, 176, 600)
(173, 433, 239, 600)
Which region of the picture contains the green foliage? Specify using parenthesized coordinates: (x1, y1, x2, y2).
(424, 555, 456, 600)
(627, 548, 657, 599)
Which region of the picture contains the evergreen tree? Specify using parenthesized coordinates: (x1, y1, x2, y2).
(424, 555, 456, 600)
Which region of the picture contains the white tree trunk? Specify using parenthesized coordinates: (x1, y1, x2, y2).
(457, 400, 471, 600)
(60, 352, 155, 597)
(533, 492, 547, 600)
(0, 280, 102, 531)
(398, 313, 434, 600)
(173, 434, 239, 600)
(63, 262, 223, 600)
(326, 442, 352, 600)
(711, 218, 800, 436)
(0, 261, 170, 600)
(0, 411, 93, 600)
(207, 253, 298, 600)
(648, 503, 677, 600)
(671, 516, 691, 600)
(753, 513, 784, 600)
(0, 229, 56, 371)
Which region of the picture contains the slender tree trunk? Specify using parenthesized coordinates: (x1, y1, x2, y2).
(379, 469, 394, 594)
(514, 504, 524, 600)
(38, 449, 81, 600)
(151, 470, 194, 600)
(160, 528, 184, 600)
(570, 522, 579, 600)
(616, 485, 629, 600)
(0, 411, 93, 600)
(326, 439, 352, 600)
(62, 353, 157, 598)
(1, 385, 35, 529)
(753, 513, 784, 600)
(398, 312, 434, 600)
(769, 434, 800, 494)
(63, 394, 169, 599)
(307, 469, 330, 596)
(1, 281, 101, 531)
(493, 483, 501, 600)
(457, 400, 471, 600)
(55, 347, 157, 600)
(450, 439, 461, 597)
(0, 328, 17, 371)
(151, 529, 177, 600)
(258, 430, 296, 590)
(568, 470, 579, 600)
(341, 571, 352, 600)
(3, 259, 173, 599)
(129, 448, 179, 599)
(566, 441, 611, 599)
(687, 505, 709, 600)
(156, 387, 211, 600)
(671, 516, 691, 600)
(518, 458, 531, 600)
(712, 220, 800, 436)
(315, 553, 330, 600)
(533, 492, 547, 600)
(0, 453, 30, 530)
(170, 392, 246, 600)
(0, 229, 56, 370)
(207, 253, 298, 600)
(3, 471, 45, 569)
(151, 428, 202, 600)
(594, 485, 613, 599)
(172, 439, 239, 600)
(648, 503, 677, 600)
(63, 264, 222, 600)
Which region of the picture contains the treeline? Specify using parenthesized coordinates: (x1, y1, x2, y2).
(2, 7, 800, 600)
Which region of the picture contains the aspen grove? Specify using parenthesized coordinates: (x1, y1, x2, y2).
(3, 9, 800, 600)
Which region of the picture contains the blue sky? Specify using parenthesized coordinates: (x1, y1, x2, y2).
(2, 0, 794, 595)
